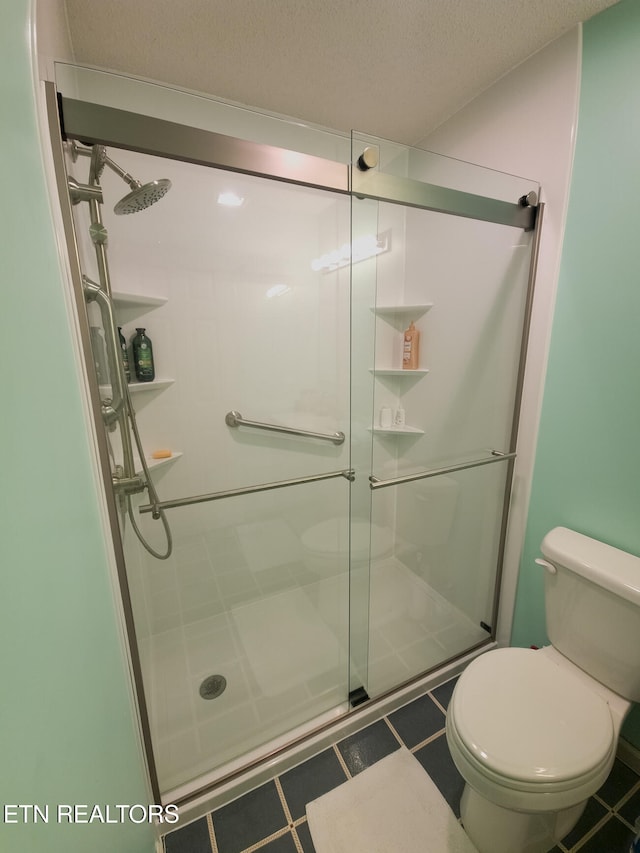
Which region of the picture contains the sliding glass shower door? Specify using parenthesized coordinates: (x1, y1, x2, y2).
(67, 142, 355, 794)
(350, 133, 538, 698)
(52, 76, 540, 802)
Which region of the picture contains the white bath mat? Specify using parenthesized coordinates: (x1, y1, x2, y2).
(306, 746, 478, 853)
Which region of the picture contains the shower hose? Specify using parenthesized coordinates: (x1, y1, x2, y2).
(122, 383, 173, 560)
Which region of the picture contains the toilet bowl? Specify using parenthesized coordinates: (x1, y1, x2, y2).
(300, 517, 393, 575)
(445, 527, 640, 853)
(447, 647, 625, 853)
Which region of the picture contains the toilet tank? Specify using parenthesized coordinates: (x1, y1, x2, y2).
(541, 527, 640, 702)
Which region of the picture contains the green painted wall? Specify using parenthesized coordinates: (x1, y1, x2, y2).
(0, 3, 156, 851)
(511, 0, 640, 747)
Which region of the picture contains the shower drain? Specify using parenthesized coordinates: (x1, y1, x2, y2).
(199, 674, 227, 700)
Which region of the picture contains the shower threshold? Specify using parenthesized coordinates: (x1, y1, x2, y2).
(164, 702, 348, 807)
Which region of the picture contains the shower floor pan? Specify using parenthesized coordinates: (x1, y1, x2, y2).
(142, 557, 485, 796)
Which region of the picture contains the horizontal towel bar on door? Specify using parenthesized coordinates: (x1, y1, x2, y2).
(225, 410, 345, 446)
(369, 450, 517, 490)
(139, 468, 355, 515)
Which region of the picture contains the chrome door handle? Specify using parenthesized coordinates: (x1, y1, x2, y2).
(369, 450, 516, 489)
(139, 468, 355, 515)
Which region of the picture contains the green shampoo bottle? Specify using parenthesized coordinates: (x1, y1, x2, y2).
(131, 327, 155, 382)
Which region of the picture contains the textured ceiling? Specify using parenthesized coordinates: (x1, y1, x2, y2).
(63, 0, 619, 145)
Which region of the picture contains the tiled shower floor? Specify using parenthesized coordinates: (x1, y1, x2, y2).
(162, 674, 640, 853)
(140, 540, 486, 791)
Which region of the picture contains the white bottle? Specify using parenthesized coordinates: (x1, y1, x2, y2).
(394, 407, 406, 427)
(380, 407, 393, 429)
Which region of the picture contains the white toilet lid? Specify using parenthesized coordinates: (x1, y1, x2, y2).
(451, 648, 614, 785)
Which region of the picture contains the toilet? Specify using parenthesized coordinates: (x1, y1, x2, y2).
(446, 526, 640, 853)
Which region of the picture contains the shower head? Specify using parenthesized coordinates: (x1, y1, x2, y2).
(114, 179, 172, 215)
(68, 141, 172, 215)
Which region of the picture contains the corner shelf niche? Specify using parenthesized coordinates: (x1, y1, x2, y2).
(372, 303, 433, 319)
(370, 425, 425, 436)
(134, 451, 183, 476)
(112, 292, 172, 393)
(371, 303, 432, 437)
(112, 291, 168, 311)
(127, 378, 175, 395)
(110, 290, 177, 471)
(98, 378, 175, 398)
(370, 368, 429, 377)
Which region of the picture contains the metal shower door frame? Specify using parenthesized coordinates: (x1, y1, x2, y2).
(56, 95, 536, 229)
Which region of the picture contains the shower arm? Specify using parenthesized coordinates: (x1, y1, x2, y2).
(73, 141, 142, 191)
(102, 154, 143, 191)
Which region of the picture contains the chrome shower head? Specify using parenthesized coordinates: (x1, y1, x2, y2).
(67, 141, 172, 214)
(113, 178, 172, 215)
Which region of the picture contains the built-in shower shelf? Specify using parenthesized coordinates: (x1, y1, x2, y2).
(112, 291, 168, 310)
(127, 378, 175, 394)
(133, 451, 183, 476)
(370, 425, 425, 435)
(369, 368, 429, 377)
(373, 304, 433, 318)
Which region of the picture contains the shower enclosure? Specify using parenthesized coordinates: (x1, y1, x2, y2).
(46, 68, 540, 805)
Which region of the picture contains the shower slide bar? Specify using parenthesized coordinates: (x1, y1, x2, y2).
(139, 468, 355, 515)
(82, 275, 125, 426)
(225, 410, 346, 445)
(369, 450, 517, 490)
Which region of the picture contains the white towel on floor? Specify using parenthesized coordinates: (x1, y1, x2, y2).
(306, 746, 478, 853)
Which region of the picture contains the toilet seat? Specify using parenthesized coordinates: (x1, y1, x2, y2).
(447, 648, 615, 811)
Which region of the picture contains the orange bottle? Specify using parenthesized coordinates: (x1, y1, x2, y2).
(402, 321, 420, 370)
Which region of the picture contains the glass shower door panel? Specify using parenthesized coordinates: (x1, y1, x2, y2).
(130, 476, 350, 792)
(366, 463, 508, 698)
(76, 147, 354, 793)
(351, 133, 538, 697)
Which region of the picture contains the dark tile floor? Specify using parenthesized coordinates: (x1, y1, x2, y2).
(163, 675, 640, 853)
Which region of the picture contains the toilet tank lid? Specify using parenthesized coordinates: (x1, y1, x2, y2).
(541, 527, 640, 606)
